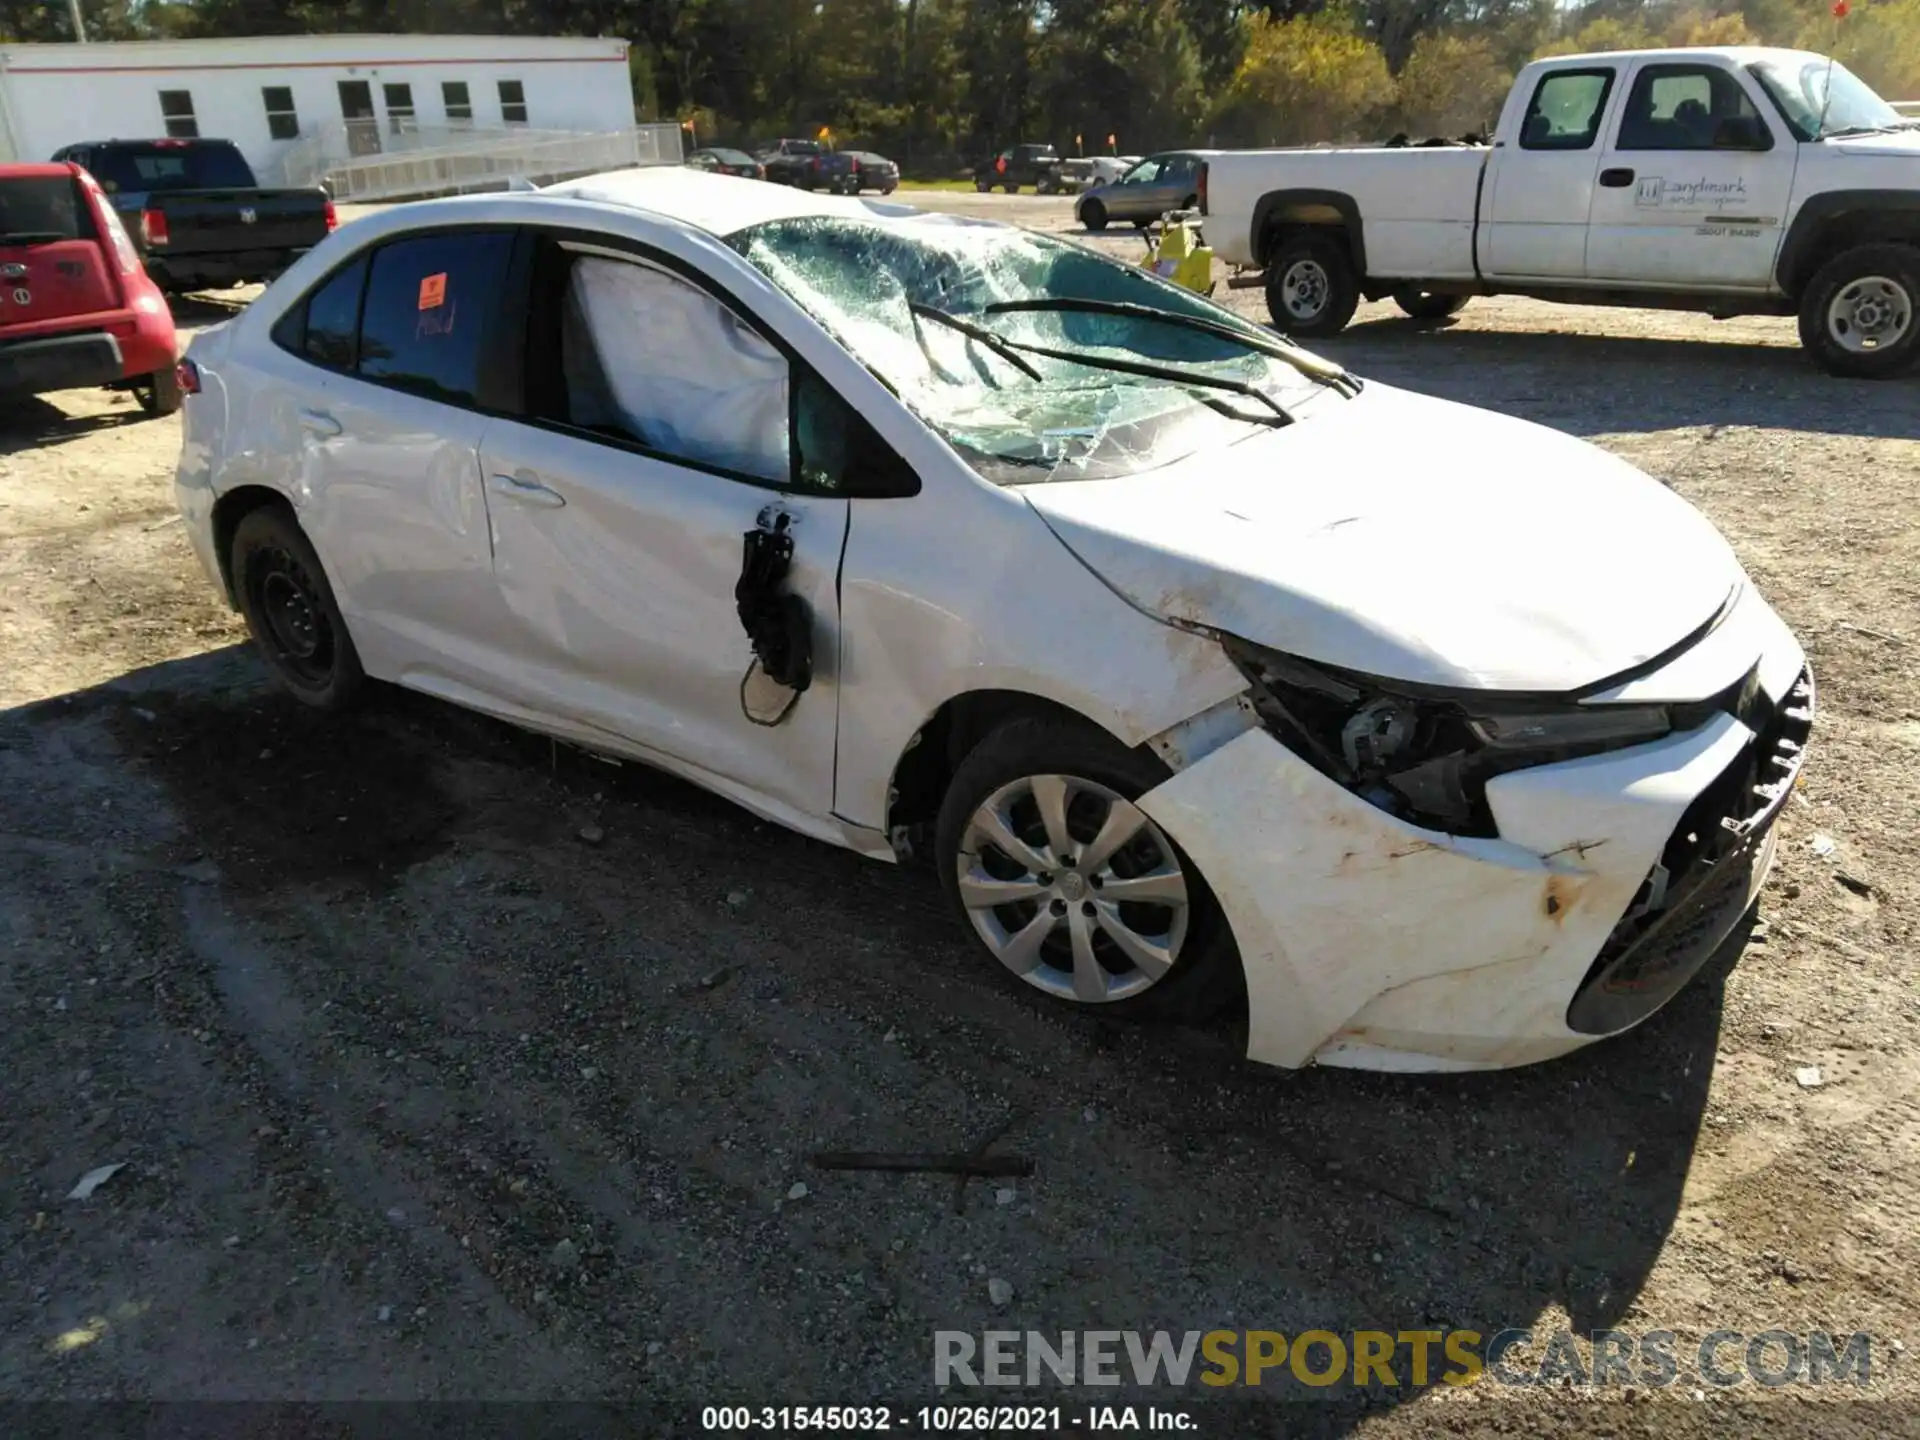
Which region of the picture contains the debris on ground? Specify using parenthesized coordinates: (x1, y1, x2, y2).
(786, 1182, 810, 1202)
(550, 1238, 581, 1270)
(1794, 1066, 1825, 1089)
(577, 824, 606, 847)
(1809, 833, 1837, 858)
(65, 1163, 125, 1201)
(987, 1277, 1014, 1307)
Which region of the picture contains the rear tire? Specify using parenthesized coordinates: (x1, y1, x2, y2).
(231, 505, 365, 712)
(935, 717, 1243, 1024)
(1265, 234, 1360, 339)
(132, 364, 182, 417)
(1080, 199, 1107, 232)
(1797, 243, 1920, 379)
(1392, 287, 1469, 321)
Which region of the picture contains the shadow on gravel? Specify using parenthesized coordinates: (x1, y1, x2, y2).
(3, 651, 1733, 1426)
(0, 394, 146, 451)
(1314, 319, 1918, 441)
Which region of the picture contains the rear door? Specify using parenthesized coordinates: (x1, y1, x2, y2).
(1583, 59, 1796, 288)
(0, 170, 118, 326)
(1480, 64, 1620, 279)
(265, 228, 523, 690)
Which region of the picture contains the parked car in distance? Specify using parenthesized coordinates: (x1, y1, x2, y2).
(0, 161, 183, 414)
(1087, 155, 1140, 185)
(758, 138, 827, 186)
(844, 151, 900, 194)
(1204, 45, 1920, 376)
(52, 138, 335, 295)
(175, 166, 1812, 1076)
(975, 143, 1060, 193)
(1076, 151, 1209, 232)
(1039, 158, 1096, 194)
(686, 147, 766, 180)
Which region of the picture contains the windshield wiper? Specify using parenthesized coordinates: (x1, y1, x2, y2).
(982, 296, 1360, 395)
(979, 330, 1295, 427)
(908, 304, 1043, 380)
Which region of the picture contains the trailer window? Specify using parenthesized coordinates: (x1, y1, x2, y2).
(384, 84, 416, 134)
(443, 82, 473, 124)
(158, 90, 199, 140)
(263, 87, 300, 142)
(1520, 69, 1615, 151)
(498, 80, 528, 125)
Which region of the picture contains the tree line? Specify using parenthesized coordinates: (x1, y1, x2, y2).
(4, 0, 1916, 168)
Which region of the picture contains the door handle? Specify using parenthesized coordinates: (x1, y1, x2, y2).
(298, 408, 341, 437)
(488, 472, 566, 509)
(1599, 167, 1635, 188)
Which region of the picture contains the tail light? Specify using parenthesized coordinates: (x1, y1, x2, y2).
(1197, 162, 1208, 215)
(141, 207, 170, 247)
(324, 199, 338, 232)
(175, 358, 201, 396)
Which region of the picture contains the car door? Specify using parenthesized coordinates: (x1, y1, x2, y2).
(1111, 158, 1170, 220)
(1583, 60, 1796, 288)
(1481, 65, 1620, 279)
(265, 228, 523, 691)
(473, 231, 853, 823)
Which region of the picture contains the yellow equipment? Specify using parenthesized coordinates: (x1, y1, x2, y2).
(1142, 208, 1215, 297)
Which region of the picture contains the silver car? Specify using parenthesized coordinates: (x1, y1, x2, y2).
(1075, 152, 1206, 232)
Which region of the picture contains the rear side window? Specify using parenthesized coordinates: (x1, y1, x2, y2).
(269, 254, 367, 370)
(85, 142, 255, 193)
(0, 175, 93, 243)
(357, 231, 515, 406)
(1520, 69, 1617, 151)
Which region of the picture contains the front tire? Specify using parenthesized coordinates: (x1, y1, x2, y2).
(1798, 243, 1920, 379)
(1266, 235, 1360, 338)
(1080, 199, 1107, 232)
(231, 505, 365, 711)
(935, 718, 1242, 1023)
(1392, 287, 1469, 321)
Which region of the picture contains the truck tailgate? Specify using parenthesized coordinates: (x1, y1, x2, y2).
(138, 190, 330, 258)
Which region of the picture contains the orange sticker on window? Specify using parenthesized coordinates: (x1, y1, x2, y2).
(418, 272, 447, 310)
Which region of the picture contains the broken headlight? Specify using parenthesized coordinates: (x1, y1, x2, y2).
(1224, 639, 1672, 837)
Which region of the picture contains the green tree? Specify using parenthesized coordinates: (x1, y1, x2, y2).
(1212, 10, 1395, 144)
(1394, 30, 1509, 134)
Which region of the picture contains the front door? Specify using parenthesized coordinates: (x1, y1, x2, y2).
(477, 236, 847, 823)
(1480, 65, 1620, 279)
(1584, 60, 1798, 288)
(338, 81, 381, 156)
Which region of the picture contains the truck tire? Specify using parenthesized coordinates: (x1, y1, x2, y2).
(976, 179, 992, 192)
(1797, 243, 1920, 379)
(1265, 235, 1360, 338)
(1393, 288, 1469, 321)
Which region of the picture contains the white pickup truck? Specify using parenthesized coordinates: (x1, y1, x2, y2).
(1203, 46, 1920, 377)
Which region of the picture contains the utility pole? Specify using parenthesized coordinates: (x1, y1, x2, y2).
(68, 0, 88, 43)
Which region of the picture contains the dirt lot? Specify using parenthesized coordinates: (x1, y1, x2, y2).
(1, 193, 1917, 1436)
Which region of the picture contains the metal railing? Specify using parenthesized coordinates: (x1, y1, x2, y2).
(274, 122, 685, 202)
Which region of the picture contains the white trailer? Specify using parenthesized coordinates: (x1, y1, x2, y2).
(0, 33, 670, 196)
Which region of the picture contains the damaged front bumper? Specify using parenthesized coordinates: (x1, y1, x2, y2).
(1136, 615, 1812, 1073)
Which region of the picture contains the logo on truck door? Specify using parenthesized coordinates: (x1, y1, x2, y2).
(1634, 175, 1750, 210)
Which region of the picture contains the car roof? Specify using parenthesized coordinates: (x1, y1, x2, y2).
(544, 166, 922, 237)
(1540, 45, 1824, 67)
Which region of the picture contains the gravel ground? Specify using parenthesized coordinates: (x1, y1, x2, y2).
(1, 188, 1916, 1437)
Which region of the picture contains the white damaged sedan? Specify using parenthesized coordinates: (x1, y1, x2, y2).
(173, 168, 1813, 1072)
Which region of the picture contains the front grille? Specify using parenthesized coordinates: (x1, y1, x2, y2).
(1566, 665, 1813, 1036)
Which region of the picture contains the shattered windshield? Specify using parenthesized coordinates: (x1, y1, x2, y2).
(728, 214, 1337, 484)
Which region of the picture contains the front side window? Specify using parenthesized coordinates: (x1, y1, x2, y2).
(1520, 69, 1615, 151)
(730, 215, 1337, 486)
(498, 80, 528, 125)
(158, 90, 199, 140)
(357, 231, 515, 406)
(263, 87, 300, 142)
(1748, 56, 1908, 140)
(558, 253, 790, 483)
(1617, 65, 1767, 150)
(1121, 159, 1164, 185)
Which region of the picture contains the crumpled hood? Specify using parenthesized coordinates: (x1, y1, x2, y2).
(1021, 383, 1745, 693)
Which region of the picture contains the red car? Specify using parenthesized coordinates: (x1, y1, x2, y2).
(1, 161, 183, 416)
